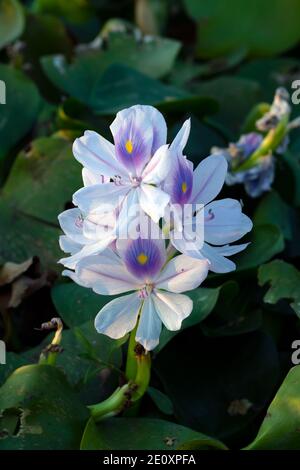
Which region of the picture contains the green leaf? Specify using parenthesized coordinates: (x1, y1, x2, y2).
(0, 137, 81, 270)
(253, 191, 293, 240)
(51, 282, 115, 327)
(154, 330, 279, 443)
(27, 320, 122, 388)
(258, 260, 300, 317)
(184, 0, 300, 59)
(191, 76, 262, 138)
(238, 58, 300, 102)
(32, 0, 94, 23)
(245, 366, 300, 450)
(0, 0, 24, 50)
(42, 32, 180, 82)
(235, 224, 284, 272)
(80, 417, 226, 450)
(19, 13, 73, 100)
(42, 58, 183, 111)
(147, 387, 174, 415)
(0, 364, 89, 449)
(200, 281, 262, 337)
(0, 65, 41, 178)
(31, 0, 100, 41)
(282, 150, 300, 208)
(177, 438, 228, 450)
(2, 137, 80, 224)
(155, 287, 220, 353)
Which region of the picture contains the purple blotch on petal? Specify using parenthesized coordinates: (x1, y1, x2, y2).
(169, 157, 193, 205)
(123, 238, 164, 280)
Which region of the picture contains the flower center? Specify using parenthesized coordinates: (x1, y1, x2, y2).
(181, 181, 187, 193)
(130, 176, 142, 187)
(205, 208, 215, 222)
(125, 140, 133, 154)
(75, 214, 84, 228)
(138, 283, 154, 299)
(137, 252, 148, 265)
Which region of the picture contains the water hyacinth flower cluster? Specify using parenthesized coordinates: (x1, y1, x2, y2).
(58, 105, 252, 351)
(211, 87, 300, 198)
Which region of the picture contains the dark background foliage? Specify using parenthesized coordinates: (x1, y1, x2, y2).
(1, 0, 300, 450)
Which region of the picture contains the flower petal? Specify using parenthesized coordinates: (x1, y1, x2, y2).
(152, 290, 192, 331)
(111, 105, 167, 155)
(82, 168, 110, 187)
(215, 243, 249, 256)
(163, 154, 193, 205)
(199, 243, 237, 273)
(76, 251, 141, 294)
(58, 208, 87, 244)
(204, 198, 253, 245)
(83, 212, 116, 241)
(117, 237, 166, 281)
(138, 184, 170, 223)
(136, 295, 162, 351)
(170, 119, 191, 154)
(59, 235, 82, 254)
(73, 182, 129, 214)
(142, 145, 170, 185)
(110, 106, 153, 176)
(156, 254, 209, 293)
(95, 293, 141, 339)
(59, 236, 116, 269)
(191, 155, 228, 205)
(135, 105, 167, 153)
(73, 130, 126, 177)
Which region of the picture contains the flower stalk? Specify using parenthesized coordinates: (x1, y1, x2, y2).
(235, 116, 288, 172)
(38, 318, 63, 366)
(89, 320, 151, 423)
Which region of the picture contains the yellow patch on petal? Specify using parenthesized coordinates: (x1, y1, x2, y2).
(137, 252, 148, 265)
(125, 140, 133, 154)
(181, 181, 187, 193)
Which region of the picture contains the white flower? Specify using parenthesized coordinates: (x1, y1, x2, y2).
(72, 105, 172, 224)
(64, 235, 209, 351)
(163, 122, 253, 273)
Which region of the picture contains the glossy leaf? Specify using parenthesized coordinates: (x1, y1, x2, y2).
(154, 329, 279, 444)
(43, 32, 180, 81)
(147, 387, 174, 415)
(235, 224, 284, 272)
(155, 287, 220, 353)
(80, 417, 226, 450)
(245, 366, 300, 450)
(0, 364, 89, 449)
(0, 0, 24, 50)
(0, 65, 40, 177)
(51, 282, 114, 328)
(258, 260, 300, 317)
(184, 0, 300, 59)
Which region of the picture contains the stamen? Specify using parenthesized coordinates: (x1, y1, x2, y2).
(137, 252, 148, 265)
(113, 175, 123, 186)
(125, 140, 133, 154)
(75, 214, 84, 228)
(138, 287, 148, 299)
(205, 209, 215, 222)
(131, 176, 142, 187)
(181, 181, 187, 193)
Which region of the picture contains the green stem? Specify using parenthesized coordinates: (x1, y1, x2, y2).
(89, 320, 152, 422)
(125, 323, 139, 381)
(132, 348, 151, 402)
(234, 117, 288, 172)
(39, 318, 63, 366)
(88, 383, 132, 421)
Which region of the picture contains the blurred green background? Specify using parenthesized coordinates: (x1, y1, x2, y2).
(1, 0, 300, 451)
